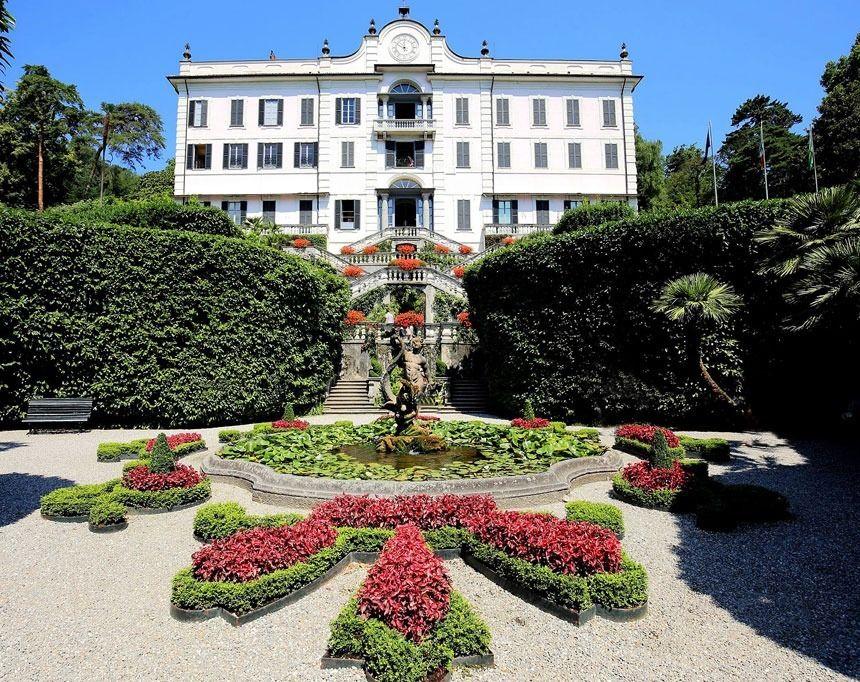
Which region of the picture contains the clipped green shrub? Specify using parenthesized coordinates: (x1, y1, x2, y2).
(586, 553, 648, 609)
(0, 208, 349, 426)
(96, 439, 148, 462)
(218, 429, 247, 443)
(282, 403, 296, 420)
(611, 473, 683, 510)
(614, 436, 686, 461)
(522, 399, 536, 420)
(678, 435, 731, 462)
(193, 502, 304, 541)
(565, 500, 625, 537)
(148, 433, 175, 474)
(113, 478, 211, 510)
(88, 499, 127, 526)
(40, 480, 121, 518)
(553, 201, 635, 235)
(650, 430, 673, 469)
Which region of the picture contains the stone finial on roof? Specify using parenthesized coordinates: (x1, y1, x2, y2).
(322, 39, 330, 56)
(481, 40, 490, 57)
(182, 43, 191, 61)
(620, 42, 629, 59)
(269, 50, 276, 60)
(369, 18, 377, 35)
(433, 19, 441, 35)
(398, 2, 410, 18)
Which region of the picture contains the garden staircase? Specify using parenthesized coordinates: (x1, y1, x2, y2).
(323, 380, 381, 415)
(444, 379, 490, 414)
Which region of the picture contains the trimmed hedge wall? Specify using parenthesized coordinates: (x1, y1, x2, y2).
(0, 208, 349, 427)
(465, 200, 792, 426)
(553, 201, 635, 235)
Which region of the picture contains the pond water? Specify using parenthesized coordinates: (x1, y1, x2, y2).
(338, 443, 485, 470)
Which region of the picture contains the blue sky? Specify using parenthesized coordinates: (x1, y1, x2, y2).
(5, 0, 858, 172)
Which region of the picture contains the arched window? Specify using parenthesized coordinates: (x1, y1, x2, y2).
(391, 179, 421, 189)
(390, 82, 420, 94)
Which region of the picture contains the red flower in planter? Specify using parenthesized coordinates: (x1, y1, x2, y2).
(456, 311, 472, 328)
(396, 243, 417, 254)
(310, 494, 498, 530)
(357, 524, 451, 642)
(510, 417, 551, 429)
(292, 238, 311, 249)
(272, 419, 310, 430)
(340, 245, 356, 255)
(343, 265, 364, 278)
(615, 424, 680, 449)
(122, 464, 204, 491)
(452, 266, 465, 279)
(502, 236, 517, 246)
(394, 311, 424, 328)
(345, 310, 366, 325)
(458, 245, 473, 255)
(146, 432, 202, 452)
(390, 257, 424, 271)
(433, 244, 451, 254)
(621, 460, 688, 491)
(362, 245, 380, 255)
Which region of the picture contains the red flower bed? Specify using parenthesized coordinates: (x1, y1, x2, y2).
(458, 245, 473, 255)
(123, 464, 204, 492)
(345, 310, 366, 325)
(502, 236, 517, 246)
(433, 244, 451, 254)
(357, 524, 451, 642)
(343, 265, 364, 278)
(310, 494, 498, 530)
(396, 243, 417, 254)
(192, 517, 337, 582)
(452, 266, 465, 279)
(456, 311, 472, 328)
(146, 432, 202, 452)
(394, 311, 424, 328)
(292, 238, 311, 249)
(340, 245, 356, 255)
(510, 417, 551, 429)
(466, 511, 622, 576)
(416, 414, 440, 422)
(390, 257, 424, 271)
(621, 460, 688, 491)
(362, 245, 380, 255)
(272, 419, 310, 430)
(615, 424, 680, 449)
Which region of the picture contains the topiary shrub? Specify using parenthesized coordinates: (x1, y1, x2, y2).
(553, 201, 635, 235)
(282, 403, 296, 420)
(147, 433, 175, 474)
(565, 500, 625, 537)
(522, 399, 536, 421)
(650, 430, 673, 469)
(88, 499, 127, 527)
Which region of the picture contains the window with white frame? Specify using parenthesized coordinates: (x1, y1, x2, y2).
(536, 199, 550, 225)
(455, 97, 469, 125)
(493, 199, 518, 225)
(456, 141, 470, 168)
(602, 99, 617, 127)
(496, 98, 510, 126)
(186, 143, 211, 169)
(294, 142, 318, 168)
(566, 99, 580, 126)
(341, 141, 355, 168)
(336, 97, 360, 125)
(222, 200, 247, 225)
(563, 199, 581, 211)
(534, 142, 548, 168)
(568, 142, 582, 169)
(497, 142, 511, 168)
(262, 200, 276, 225)
(258, 142, 282, 169)
(230, 99, 244, 127)
(335, 199, 360, 230)
(299, 199, 314, 225)
(259, 98, 283, 126)
(300, 98, 314, 126)
(605, 143, 619, 168)
(223, 143, 248, 170)
(532, 98, 547, 126)
(188, 100, 207, 127)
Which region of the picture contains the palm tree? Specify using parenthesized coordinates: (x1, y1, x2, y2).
(787, 238, 860, 330)
(652, 273, 742, 408)
(0, 0, 14, 89)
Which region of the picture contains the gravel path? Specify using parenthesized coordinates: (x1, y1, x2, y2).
(0, 423, 857, 681)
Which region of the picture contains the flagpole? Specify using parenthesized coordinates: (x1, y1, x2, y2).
(809, 127, 819, 193)
(709, 120, 719, 206)
(760, 119, 769, 200)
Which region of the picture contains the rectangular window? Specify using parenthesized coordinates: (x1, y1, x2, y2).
(457, 199, 471, 231)
(386, 141, 424, 169)
(536, 199, 550, 225)
(222, 200, 247, 226)
(496, 98, 510, 126)
(455, 97, 469, 125)
(300, 98, 314, 126)
(568, 142, 582, 169)
(566, 99, 580, 126)
(188, 100, 207, 127)
(563, 200, 581, 211)
(262, 200, 276, 225)
(335, 199, 361, 230)
(294, 142, 318, 168)
(336, 97, 361, 125)
(493, 199, 518, 225)
(341, 141, 355, 168)
(456, 141, 470, 168)
(532, 99, 547, 126)
(229, 99, 244, 127)
(497, 142, 511, 169)
(257, 142, 283, 169)
(186, 143, 211, 170)
(534, 142, 548, 168)
(602, 99, 617, 127)
(223, 143, 248, 170)
(259, 98, 283, 126)
(299, 199, 314, 226)
(605, 143, 619, 169)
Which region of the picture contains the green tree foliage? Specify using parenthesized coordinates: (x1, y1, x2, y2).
(0, 0, 13, 89)
(148, 434, 175, 474)
(719, 95, 809, 201)
(635, 131, 667, 212)
(650, 430, 672, 469)
(664, 144, 719, 209)
(135, 159, 175, 199)
(815, 33, 860, 185)
(553, 201, 634, 235)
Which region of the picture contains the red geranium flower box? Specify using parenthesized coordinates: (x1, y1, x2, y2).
(345, 310, 366, 325)
(343, 265, 365, 278)
(362, 245, 380, 255)
(452, 266, 465, 279)
(394, 311, 424, 328)
(458, 245, 473, 255)
(396, 243, 417, 254)
(292, 238, 311, 249)
(615, 424, 680, 449)
(340, 245, 356, 255)
(502, 236, 516, 246)
(272, 419, 310, 430)
(456, 311, 472, 328)
(390, 257, 423, 271)
(146, 432, 202, 452)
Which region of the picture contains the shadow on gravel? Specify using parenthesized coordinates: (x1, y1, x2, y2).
(0, 472, 74, 528)
(0, 441, 25, 453)
(674, 437, 860, 677)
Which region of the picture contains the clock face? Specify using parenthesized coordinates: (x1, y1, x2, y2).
(390, 34, 419, 62)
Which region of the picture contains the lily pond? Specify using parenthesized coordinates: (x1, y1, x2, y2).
(219, 420, 605, 481)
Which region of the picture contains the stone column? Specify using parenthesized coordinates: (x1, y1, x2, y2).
(421, 95, 430, 120)
(381, 192, 389, 232)
(424, 285, 435, 324)
(422, 193, 431, 232)
(380, 95, 389, 120)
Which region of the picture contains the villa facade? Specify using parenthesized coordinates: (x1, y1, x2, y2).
(168, 5, 642, 252)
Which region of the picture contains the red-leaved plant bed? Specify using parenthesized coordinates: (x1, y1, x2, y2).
(310, 494, 498, 530)
(615, 424, 680, 449)
(466, 511, 622, 576)
(145, 432, 202, 452)
(357, 524, 451, 642)
(192, 518, 338, 582)
(123, 464, 204, 492)
(621, 461, 688, 491)
(272, 419, 310, 430)
(416, 414, 440, 422)
(510, 417, 551, 429)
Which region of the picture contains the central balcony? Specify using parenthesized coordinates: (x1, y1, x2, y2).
(374, 118, 436, 139)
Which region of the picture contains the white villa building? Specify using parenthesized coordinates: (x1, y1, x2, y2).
(168, 5, 641, 254)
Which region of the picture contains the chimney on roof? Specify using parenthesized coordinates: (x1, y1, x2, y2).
(398, 2, 410, 18)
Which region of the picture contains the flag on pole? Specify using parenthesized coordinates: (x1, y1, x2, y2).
(702, 126, 712, 165)
(758, 134, 766, 169)
(807, 128, 815, 170)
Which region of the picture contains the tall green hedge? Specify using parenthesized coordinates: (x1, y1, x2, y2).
(465, 201, 791, 425)
(45, 197, 240, 237)
(554, 202, 635, 235)
(0, 208, 349, 426)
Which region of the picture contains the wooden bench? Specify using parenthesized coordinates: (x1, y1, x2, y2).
(23, 398, 93, 431)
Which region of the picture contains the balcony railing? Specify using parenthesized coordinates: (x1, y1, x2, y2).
(278, 224, 326, 234)
(483, 223, 554, 236)
(374, 118, 436, 137)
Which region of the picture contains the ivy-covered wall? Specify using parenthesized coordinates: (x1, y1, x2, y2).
(0, 209, 349, 427)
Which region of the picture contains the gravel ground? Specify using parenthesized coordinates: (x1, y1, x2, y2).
(0, 422, 857, 681)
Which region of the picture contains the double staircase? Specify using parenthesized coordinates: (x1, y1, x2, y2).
(322, 378, 490, 416)
(322, 380, 380, 415)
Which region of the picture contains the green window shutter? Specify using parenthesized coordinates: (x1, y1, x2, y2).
(335, 98, 342, 125)
(257, 143, 264, 168)
(492, 200, 499, 223)
(186, 144, 194, 169)
(275, 143, 282, 168)
(277, 99, 284, 125)
(258, 100, 265, 126)
(511, 200, 519, 224)
(187, 100, 196, 126)
(200, 101, 208, 127)
(386, 141, 395, 168)
(294, 142, 300, 168)
(355, 97, 361, 124)
(221, 201, 228, 211)
(203, 145, 212, 169)
(241, 144, 248, 169)
(334, 200, 341, 230)
(354, 200, 360, 230)
(223, 144, 230, 169)
(415, 141, 424, 168)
